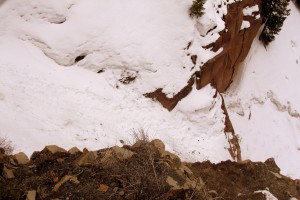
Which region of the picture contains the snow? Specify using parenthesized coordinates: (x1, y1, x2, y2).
(225, 2, 300, 178)
(243, 5, 259, 16)
(254, 189, 278, 200)
(0, 0, 231, 96)
(240, 20, 250, 30)
(0, 0, 300, 180)
(0, 0, 233, 163)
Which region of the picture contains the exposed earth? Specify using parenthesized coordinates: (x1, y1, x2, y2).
(1, 140, 299, 200)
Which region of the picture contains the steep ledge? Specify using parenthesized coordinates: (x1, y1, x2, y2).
(1, 142, 300, 199)
(220, 93, 242, 162)
(197, 0, 262, 92)
(144, 75, 195, 111)
(145, 0, 262, 110)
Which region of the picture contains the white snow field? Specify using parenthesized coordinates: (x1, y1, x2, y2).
(225, 3, 300, 178)
(0, 0, 300, 179)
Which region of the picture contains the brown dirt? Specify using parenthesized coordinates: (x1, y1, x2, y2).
(188, 159, 300, 200)
(1, 142, 300, 200)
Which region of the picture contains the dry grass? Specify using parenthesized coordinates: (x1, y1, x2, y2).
(103, 141, 170, 200)
(0, 137, 14, 154)
(131, 128, 150, 143)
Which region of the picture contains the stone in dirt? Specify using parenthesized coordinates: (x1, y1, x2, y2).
(68, 147, 81, 155)
(13, 152, 29, 165)
(161, 151, 181, 168)
(26, 190, 36, 200)
(73, 149, 96, 166)
(52, 175, 80, 192)
(3, 166, 14, 179)
(43, 145, 67, 154)
(99, 184, 109, 193)
(99, 146, 134, 163)
(150, 139, 165, 155)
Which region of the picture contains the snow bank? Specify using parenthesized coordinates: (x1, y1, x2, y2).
(0, 0, 233, 164)
(226, 3, 300, 178)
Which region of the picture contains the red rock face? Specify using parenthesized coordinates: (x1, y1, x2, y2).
(197, 0, 262, 92)
(145, 0, 262, 110)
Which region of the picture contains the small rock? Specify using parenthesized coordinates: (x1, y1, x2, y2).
(162, 151, 181, 168)
(56, 158, 65, 163)
(26, 190, 36, 200)
(83, 148, 89, 154)
(191, 55, 197, 65)
(9, 158, 18, 166)
(270, 171, 283, 179)
(3, 166, 14, 179)
(100, 146, 134, 163)
(74, 151, 95, 166)
(118, 191, 125, 196)
(13, 152, 29, 165)
(99, 184, 109, 193)
(44, 145, 66, 154)
(53, 175, 80, 192)
(68, 147, 81, 155)
(208, 190, 218, 197)
(113, 187, 119, 192)
(150, 139, 165, 155)
(132, 140, 144, 148)
(179, 164, 194, 179)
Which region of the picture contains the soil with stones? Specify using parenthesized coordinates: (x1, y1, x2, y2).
(1, 140, 299, 200)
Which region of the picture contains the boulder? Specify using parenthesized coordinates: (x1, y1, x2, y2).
(73, 149, 96, 166)
(43, 145, 66, 154)
(150, 139, 165, 155)
(68, 147, 81, 155)
(13, 152, 29, 165)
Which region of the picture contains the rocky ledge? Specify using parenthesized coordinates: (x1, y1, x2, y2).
(1, 140, 299, 200)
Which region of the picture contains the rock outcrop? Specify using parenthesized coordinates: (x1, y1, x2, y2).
(196, 0, 262, 92)
(146, 0, 263, 110)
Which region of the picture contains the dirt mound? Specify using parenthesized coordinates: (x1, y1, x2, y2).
(1, 141, 299, 200)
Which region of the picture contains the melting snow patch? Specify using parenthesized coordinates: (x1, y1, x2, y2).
(254, 189, 278, 200)
(243, 5, 259, 16)
(241, 20, 250, 30)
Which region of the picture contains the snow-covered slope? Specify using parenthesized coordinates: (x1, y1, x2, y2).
(0, 0, 234, 163)
(0, 0, 299, 179)
(225, 3, 300, 178)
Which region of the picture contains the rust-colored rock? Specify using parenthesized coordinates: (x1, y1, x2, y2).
(144, 75, 195, 111)
(145, 0, 262, 111)
(197, 0, 262, 92)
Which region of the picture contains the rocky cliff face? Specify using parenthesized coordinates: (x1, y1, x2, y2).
(197, 0, 262, 92)
(146, 0, 262, 110)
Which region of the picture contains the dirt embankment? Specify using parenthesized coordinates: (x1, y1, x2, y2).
(1, 140, 299, 200)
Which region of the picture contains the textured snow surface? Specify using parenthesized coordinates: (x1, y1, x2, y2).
(0, 0, 300, 179)
(225, 3, 300, 178)
(0, 0, 232, 163)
